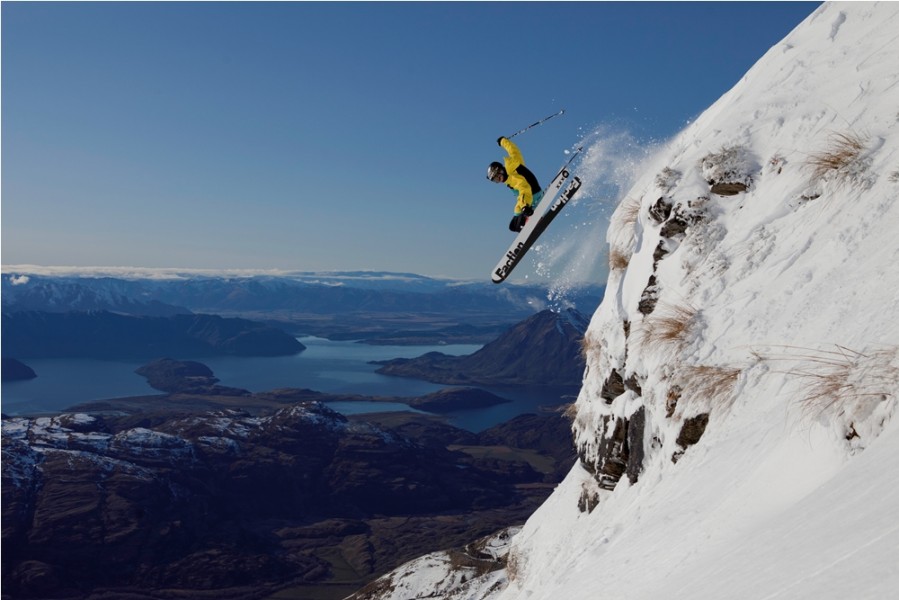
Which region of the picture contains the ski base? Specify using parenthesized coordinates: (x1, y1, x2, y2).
(491, 176, 582, 284)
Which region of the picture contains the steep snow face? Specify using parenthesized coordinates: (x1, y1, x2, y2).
(499, 3, 899, 600)
(334, 5, 898, 599)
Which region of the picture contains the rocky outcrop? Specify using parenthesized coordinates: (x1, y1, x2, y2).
(576, 165, 724, 501)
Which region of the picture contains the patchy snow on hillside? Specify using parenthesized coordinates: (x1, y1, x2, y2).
(348, 528, 519, 600)
(356, 3, 899, 599)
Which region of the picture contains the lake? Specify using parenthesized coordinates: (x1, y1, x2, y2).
(1, 337, 579, 432)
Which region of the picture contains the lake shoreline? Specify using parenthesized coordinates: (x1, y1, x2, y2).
(1, 337, 577, 433)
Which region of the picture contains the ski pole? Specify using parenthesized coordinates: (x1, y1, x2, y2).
(507, 109, 566, 139)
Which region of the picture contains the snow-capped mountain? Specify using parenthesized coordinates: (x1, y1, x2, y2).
(353, 3, 899, 599)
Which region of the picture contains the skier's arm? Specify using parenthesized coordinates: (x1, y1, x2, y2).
(514, 194, 533, 215)
(508, 175, 533, 215)
(497, 137, 532, 214)
(499, 137, 525, 169)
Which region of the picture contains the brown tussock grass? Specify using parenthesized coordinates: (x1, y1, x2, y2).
(806, 131, 868, 183)
(679, 365, 742, 408)
(635, 302, 698, 353)
(580, 332, 596, 360)
(612, 196, 641, 228)
(754, 345, 898, 416)
(505, 550, 525, 582)
(609, 247, 632, 271)
(608, 197, 641, 267)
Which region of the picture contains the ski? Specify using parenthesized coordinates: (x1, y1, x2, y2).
(532, 146, 583, 218)
(490, 148, 584, 284)
(491, 175, 582, 284)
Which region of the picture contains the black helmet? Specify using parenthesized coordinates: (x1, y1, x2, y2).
(487, 162, 507, 183)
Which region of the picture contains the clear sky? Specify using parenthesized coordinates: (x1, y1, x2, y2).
(1, 1, 820, 282)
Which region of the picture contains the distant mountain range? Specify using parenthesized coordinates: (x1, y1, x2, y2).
(1, 271, 603, 317)
(1, 270, 604, 354)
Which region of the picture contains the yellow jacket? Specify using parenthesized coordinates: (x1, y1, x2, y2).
(500, 137, 542, 215)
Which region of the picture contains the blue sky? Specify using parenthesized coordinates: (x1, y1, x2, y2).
(2, 2, 820, 282)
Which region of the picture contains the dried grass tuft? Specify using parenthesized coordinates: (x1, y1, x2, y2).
(678, 365, 742, 408)
(806, 131, 869, 184)
(608, 197, 641, 268)
(609, 247, 632, 271)
(612, 196, 641, 229)
(635, 302, 697, 353)
(757, 345, 898, 417)
(655, 167, 682, 191)
(580, 332, 596, 359)
(505, 550, 525, 582)
(789, 346, 895, 414)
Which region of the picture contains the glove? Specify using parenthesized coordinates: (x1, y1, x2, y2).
(509, 214, 527, 232)
(522, 204, 534, 217)
(497, 136, 506, 146)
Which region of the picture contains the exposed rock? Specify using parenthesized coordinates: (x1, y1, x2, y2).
(624, 373, 643, 395)
(600, 369, 625, 404)
(652, 198, 711, 270)
(638, 275, 660, 315)
(593, 416, 629, 490)
(710, 181, 748, 196)
(699, 145, 756, 194)
(666, 385, 683, 418)
(660, 216, 689, 238)
(676, 413, 710, 448)
(648, 196, 673, 223)
(626, 407, 646, 484)
(578, 405, 647, 492)
(672, 413, 710, 463)
(653, 240, 670, 265)
(578, 485, 600, 514)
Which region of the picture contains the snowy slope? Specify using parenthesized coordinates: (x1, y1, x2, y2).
(351, 3, 899, 599)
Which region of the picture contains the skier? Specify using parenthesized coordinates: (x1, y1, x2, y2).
(487, 136, 544, 232)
